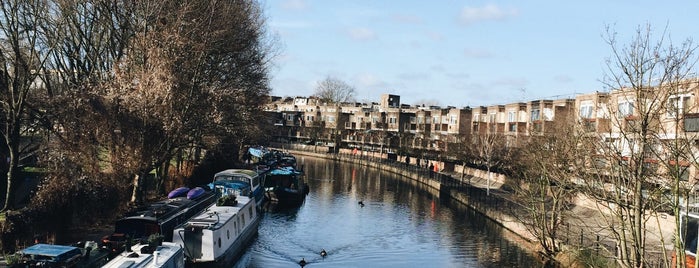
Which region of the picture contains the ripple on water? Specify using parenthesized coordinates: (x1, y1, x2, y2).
(233, 157, 543, 268)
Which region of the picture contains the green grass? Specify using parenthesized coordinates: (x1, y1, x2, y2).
(22, 166, 46, 173)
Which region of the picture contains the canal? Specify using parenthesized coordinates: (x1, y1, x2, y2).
(233, 156, 543, 267)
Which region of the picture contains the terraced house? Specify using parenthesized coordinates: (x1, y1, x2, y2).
(265, 79, 699, 185)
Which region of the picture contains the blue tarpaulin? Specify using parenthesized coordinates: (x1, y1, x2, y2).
(248, 147, 268, 158)
(21, 244, 79, 257)
(269, 167, 301, 176)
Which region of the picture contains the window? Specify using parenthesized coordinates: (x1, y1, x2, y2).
(389, 117, 397, 124)
(683, 215, 699, 255)
(668, 94, 693, 118)
(530, 109, 540, 121)
(488, 113, 496, 123)
(450, 115, 457, 124)
(508, 111, 516, 122)
(579, 103, 593, 119)
(328, 116, 335, 122)
(618, 101, 634, 118)
(543, 108, 553, 120)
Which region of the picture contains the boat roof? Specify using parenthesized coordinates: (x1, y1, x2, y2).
(21, 244, 80, 257)
(120, 192, 214, 221)
(181, 195, 253, 230)
(210, 180, 250, 189)
(102, 242, 182, 268)
(214, 169, 259, 179)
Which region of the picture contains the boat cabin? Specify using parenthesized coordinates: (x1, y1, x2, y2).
(102, 242, 184, 268)
(210, 169, 265, 206)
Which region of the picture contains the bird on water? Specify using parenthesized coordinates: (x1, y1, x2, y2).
(358, 200, 364, 207)
(299, 258, 307, 267)
(320, 249, 327, 257)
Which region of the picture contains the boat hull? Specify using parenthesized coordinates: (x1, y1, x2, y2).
(264, 184, 308, 207)
(189, 215, 260, 267)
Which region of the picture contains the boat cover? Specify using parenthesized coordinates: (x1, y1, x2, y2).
(248, 147, 268, 158)
(269, 167, 301, 176)
(21, 244, 79, 257)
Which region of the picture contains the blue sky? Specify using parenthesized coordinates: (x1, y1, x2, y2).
(265, 1, 699, 107)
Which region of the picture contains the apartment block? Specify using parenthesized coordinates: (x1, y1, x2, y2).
(264, 82, 699, 183)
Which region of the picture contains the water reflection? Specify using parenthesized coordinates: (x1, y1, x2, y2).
(234, 156, 543, 267)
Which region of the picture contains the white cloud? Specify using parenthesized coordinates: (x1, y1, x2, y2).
(458, 4, 518, 25)
(355, 73, 388, 88)
(347, 27, 378, 41)
(281, 0, 308, 11)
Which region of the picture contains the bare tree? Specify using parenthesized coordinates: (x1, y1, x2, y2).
(576, 24, 698, 268)
(512, 121, 581, 259)
(472, 132, 507, 195)
(0, 0, 52, 211)
(313, 76, 356, 104)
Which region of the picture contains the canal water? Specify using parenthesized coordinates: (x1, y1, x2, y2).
(233, 156, 543, 268)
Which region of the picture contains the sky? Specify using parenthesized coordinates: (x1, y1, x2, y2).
(265, 0, 699, 107)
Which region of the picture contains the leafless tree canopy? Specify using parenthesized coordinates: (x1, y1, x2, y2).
(0, 0, 276, 246)
(576, 24, 699, 268)
(313, 76, 356, 104)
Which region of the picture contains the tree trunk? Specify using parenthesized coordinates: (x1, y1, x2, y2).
(2, 130, 19, 212)
(487, 165, 491, 196)
(2, 155, 16, 211)
(130, 171, 147, 204)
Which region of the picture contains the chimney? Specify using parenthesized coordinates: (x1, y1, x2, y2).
(153, 251, 160, 265)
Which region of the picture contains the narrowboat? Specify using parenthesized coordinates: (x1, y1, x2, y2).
(172, 192, 260, 264)
(102, 188, 217, 254)
(263, 166, 309, 207)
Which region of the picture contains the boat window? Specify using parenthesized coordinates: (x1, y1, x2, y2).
(242, 214, 246, 226)
(227, 230, 230, 239)
(218, 237, 222, 248)
(684, 215, 699, 255)
(249, 207, 254, 218)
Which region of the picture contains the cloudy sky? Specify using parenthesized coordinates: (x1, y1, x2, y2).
(266, 0, 699, 107)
